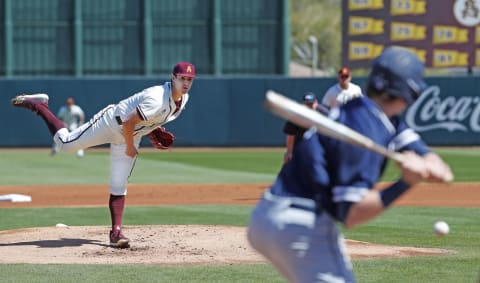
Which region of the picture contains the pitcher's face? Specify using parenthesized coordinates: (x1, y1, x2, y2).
(172, 75, 194, 94)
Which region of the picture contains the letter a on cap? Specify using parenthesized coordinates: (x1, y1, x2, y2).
(173, 61, 196, 78)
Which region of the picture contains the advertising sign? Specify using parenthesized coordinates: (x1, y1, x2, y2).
(405, 79, 480, 145)
(342, 0, 480, 68)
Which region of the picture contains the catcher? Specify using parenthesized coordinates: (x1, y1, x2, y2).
(11, 61, 195, 248)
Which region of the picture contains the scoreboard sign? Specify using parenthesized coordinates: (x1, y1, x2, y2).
(342, 0, 480, 68)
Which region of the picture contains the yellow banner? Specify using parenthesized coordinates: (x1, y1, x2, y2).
(349, 17, 384, 35)
(349, 42, 384, 60)
(349, 0, 384, 10)
(475, 27, 480, 44)
(476, 49, 480, 66)
(402, 47, 427, 63)
(391, 0, 426, 15)
(391, 22, 426, 41)
(433, 50, 469, 67)
(433, 26, 469, 44)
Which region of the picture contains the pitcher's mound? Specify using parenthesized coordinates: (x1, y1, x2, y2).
(0, 225, 451, 265)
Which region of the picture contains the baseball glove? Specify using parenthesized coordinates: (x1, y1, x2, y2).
(148, 127, 175, 150)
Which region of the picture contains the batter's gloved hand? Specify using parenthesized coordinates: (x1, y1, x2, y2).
(148, 127, 175, 150)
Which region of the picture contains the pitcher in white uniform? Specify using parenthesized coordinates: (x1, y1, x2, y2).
(11, 61, 196, 248)
(51, 97, 85, 157)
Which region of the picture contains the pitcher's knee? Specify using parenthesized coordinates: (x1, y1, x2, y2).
(53, 128, 82, 153)
(110, 184, 127, 196)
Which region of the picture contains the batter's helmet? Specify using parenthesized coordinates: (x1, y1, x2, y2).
(366, 46, 427, 105)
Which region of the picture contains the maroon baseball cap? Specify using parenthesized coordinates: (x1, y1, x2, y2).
(173, 61, 196, 78)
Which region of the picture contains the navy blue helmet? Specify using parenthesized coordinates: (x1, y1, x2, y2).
(367, 46, 428, 105)
(302, 92, 316, 103)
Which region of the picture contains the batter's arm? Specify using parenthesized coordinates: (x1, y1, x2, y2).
(121, 110, 143, 157)
(343, 151, 432, 229)
(423, 152, 453, 182)
(341, 192, 385, 229)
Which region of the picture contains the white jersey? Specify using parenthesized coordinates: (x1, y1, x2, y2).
(55, 81, 189, 150)
(113, 82, 189, 138)
(57, 105, 84, 131)
(322, 82, 363, 108)
(53, 80, 190, 195)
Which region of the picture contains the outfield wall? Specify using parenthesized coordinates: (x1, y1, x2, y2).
(2, 77, 479, 147)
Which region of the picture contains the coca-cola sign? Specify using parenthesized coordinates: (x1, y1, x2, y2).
(406, 85, 480, 133)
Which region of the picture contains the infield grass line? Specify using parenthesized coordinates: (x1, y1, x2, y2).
(0, 148, 478, 185)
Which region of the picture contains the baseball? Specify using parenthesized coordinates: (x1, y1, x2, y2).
(433, 221, 449, 236)
(76, 150, 85, 158)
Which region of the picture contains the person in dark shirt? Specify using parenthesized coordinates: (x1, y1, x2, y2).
(282, 92, 320, 163)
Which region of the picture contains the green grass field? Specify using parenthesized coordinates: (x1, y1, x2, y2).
(0, 148, 479, 283)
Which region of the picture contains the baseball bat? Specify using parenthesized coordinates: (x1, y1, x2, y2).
(264, 90, 405, 163)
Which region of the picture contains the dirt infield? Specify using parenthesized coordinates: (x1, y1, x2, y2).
(0, 225, 451, 265)
(1, 182, 478, 208)
(0, 182, 476, 265)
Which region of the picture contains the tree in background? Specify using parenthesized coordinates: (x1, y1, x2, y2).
(290, 0, 341, 74)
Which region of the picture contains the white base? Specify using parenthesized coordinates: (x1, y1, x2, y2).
(0, 194, 32, 202)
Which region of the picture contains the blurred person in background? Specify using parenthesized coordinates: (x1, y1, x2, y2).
(322, 67, 363, 108)
(283, 92, 321, 163)
(51, 97, 85, 157)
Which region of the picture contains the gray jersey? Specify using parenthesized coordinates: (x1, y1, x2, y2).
(57, 105, 84, 131)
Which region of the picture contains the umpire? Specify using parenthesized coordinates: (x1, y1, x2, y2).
(283, 92, 326, 163)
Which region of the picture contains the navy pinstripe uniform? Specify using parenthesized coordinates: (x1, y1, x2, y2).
(247, 47, 453, 283)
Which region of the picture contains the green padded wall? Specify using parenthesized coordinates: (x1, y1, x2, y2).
(2, 77, 479, 147)
(1, 0, 288, 77)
